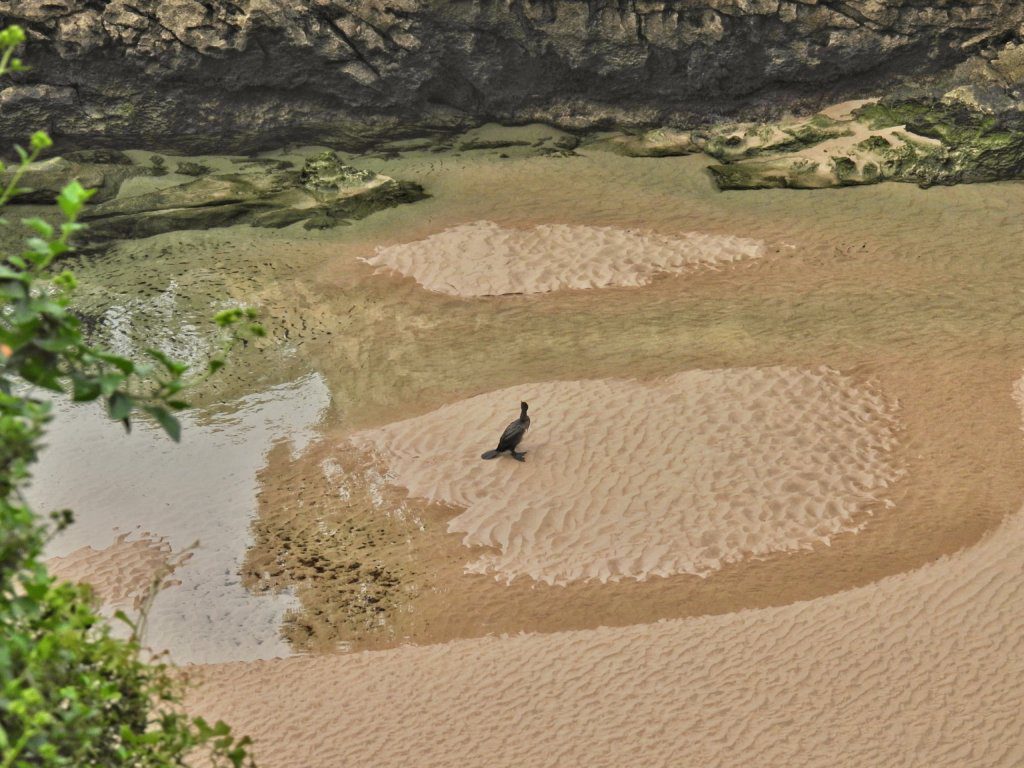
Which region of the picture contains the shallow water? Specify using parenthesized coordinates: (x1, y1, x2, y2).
(34, 375, 330, 663)
(34, 128, 1024, 657)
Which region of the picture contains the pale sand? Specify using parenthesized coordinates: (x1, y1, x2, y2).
(45, 532, 176, 609)
(189, 439, 1024, 767)
(350, 366, 902, 584)
(361, 220, 766, 296)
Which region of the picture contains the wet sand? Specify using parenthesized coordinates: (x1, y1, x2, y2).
(45, 533, 177, 610)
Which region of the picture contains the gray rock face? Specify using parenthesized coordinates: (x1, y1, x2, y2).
(1, 1, 1023, 152)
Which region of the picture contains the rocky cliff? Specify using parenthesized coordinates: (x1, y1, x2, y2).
(1, 0, 1023, 152)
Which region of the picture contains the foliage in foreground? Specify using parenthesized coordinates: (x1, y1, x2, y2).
(0, 25, 260, 767)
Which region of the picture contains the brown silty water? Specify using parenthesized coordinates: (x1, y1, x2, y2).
(50, 126, 1024, 654)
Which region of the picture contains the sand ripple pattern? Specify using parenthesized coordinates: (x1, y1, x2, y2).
(191, 477, 1024, 768)
(361, 221, 766, 296)
(351, 366, 901, 584)
(45, 532, 174, 609)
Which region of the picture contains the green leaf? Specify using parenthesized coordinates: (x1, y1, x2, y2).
(29, 130, 52, 152)
(25, 236, 50, 256)
(0, 25, 26, 47)
(108, 391, 133, 420)
(71, 375, 101, 402)
(214, 308, 243, 327)
(21, 216, 53, 238)
(53, 269, 78, 290)
(33, 300, 67, 319)
(35, 335, 75, 352)
(56, 180, 95, 219)
(98, 372, 123, 396)
(144, 405, 181, 442)
(113, 609, 137, 632)
(95, 351, 134, 375)
(0, 280, 25, 298)
(19, 351, 62, 391)
(145, 348, 188, 376)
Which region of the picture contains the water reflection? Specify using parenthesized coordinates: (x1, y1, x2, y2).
(32, 373, 330, 664)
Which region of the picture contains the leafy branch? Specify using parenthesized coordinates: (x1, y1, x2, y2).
(0, 24, 257, 768)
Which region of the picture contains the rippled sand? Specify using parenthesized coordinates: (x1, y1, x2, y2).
(186, 378, 1024, 768)
(45, 533, 175, 609)
(362, 220, 766, 296)
(352, 366, 902, 584)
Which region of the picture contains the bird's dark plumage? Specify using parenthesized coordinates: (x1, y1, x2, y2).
(482, 401, 530, 461)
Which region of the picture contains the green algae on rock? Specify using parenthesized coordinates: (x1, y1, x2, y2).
(79, 150, 427, 240)
(854, 98, 1024, 186)
(701, 95, 1024, 190)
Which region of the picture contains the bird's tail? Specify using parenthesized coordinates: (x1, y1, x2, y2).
(481, 450, 501, 460)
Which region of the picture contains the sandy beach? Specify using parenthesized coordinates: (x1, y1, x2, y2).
(46, 533, 176, 610)
(185, 376, 1024, 766)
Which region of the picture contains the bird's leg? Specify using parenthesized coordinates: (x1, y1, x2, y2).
(511, 450, 527, 462)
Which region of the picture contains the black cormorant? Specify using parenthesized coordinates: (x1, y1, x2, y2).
(481, 401, 530, 462)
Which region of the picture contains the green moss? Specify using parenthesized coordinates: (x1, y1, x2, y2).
(709, 95, 1024, 191)
(831, 156, 857, 183)
(857, 135, 892, 152)
(790, 158, 820, 176)
(854, 100, 935, 131)
(782, 115, 853, 147)
(706, 163, 785, 189)
(707, 159, 815, 190)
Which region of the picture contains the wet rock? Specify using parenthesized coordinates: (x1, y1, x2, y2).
(604, 129, 701, 158)
(0, 156, 142, 203)
(175, 161, 210, 176)
(64, 148, 133, 165)
(454, 124, 581, 156)
(299, 150, 375, 193)
(79, 153, 427, 240)
(148, 155, 167, 176)
(459, 138, 531, 151)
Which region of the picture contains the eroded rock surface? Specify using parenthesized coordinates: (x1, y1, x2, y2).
(79, 150, 426, 240)
(682, 91, 1024, 189)
(3, 1, 1024, 152)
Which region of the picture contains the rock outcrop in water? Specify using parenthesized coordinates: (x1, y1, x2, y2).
(78, 151, 426, 241)
(634, 90, 1024, 190)
(3, 1, 1024, 152)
